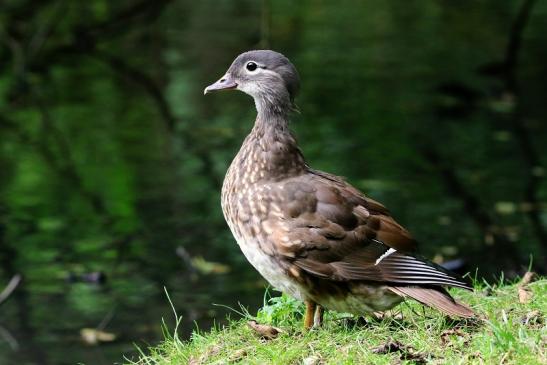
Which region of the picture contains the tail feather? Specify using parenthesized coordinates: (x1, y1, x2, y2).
(390, 286, 475, 318)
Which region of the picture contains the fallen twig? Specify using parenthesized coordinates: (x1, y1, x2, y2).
(0, 274, 22, 306)
(0, 325, 19, 351)
(520, 271, 537, 286)
(247, 320, 283, 340)
(372, 340, 429, 364)
(518, 271, 537, 303)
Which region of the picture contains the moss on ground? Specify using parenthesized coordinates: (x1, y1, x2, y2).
(127, 277, 546, 364)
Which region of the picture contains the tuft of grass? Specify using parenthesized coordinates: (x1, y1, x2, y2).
(126, 278, 546, 364)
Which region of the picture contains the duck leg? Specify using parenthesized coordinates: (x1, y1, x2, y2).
(304, 300, 316, 329)
(313, 305, 324, 328)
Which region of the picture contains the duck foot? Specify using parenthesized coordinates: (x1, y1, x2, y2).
(313, 305, 324, 328)
(303, 300, 317, 330)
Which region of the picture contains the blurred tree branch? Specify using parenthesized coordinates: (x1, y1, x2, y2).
(504, 0, 537, 90)
(501, 0, 547, 252)
(420, 144, 522, 273)
(0, 0, 173, 66)
(88, 50, 223, 189)
(0, 108, 108, 218)
(90, 50, 177, 132)
(0, 324, 19, 352)
(421, 0, 545, 271)
(1, 0, 221, 232)
(0, 216, 46, 362)
(0, 274, 21, 307)
(420, 147, 494, 234)
(2, 0, 223, 189)
(260, 0, 271, 48)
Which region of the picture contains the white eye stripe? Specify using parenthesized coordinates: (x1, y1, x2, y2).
(245, 61, 271, 73)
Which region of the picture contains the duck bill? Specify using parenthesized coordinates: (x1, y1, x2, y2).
(204, 75, 238, 95)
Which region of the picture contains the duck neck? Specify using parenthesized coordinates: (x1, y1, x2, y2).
(254, 87, 293, 115)
(238, 99, 307, 182)
(253, 90, 294, 137)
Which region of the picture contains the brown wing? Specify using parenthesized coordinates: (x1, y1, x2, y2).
(269, 171, 471, 290)
(308, 169, 416, 252)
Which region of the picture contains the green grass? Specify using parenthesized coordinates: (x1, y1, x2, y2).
(127, 278, 546, 364)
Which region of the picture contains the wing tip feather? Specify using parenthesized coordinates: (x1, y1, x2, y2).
(390, 286, 475, 318)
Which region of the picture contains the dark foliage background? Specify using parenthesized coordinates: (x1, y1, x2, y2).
(0, 0, 546, 363)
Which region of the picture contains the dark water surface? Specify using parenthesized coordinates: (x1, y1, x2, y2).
(1, 1, 546, 363)
(0, 264, 264, 364)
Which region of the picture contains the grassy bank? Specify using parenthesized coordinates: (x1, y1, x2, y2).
(128, 277, 545, 364)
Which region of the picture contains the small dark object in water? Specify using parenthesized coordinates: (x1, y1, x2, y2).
(66, 271, 107, 284)
(440, 258, 466, 273)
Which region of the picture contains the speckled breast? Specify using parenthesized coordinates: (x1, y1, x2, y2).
(221, 152, 308, 301)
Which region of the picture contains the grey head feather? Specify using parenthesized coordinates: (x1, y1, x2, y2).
(227, 50, 300, 113)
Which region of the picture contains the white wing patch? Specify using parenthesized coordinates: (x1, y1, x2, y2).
(375, 248, 397, 266)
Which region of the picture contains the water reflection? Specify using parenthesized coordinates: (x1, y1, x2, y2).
(0, 264, 264, 364)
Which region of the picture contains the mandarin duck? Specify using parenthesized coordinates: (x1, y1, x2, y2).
(204, 50, 474, 328)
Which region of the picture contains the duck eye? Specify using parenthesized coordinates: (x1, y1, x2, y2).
(246, 61, 258, 72)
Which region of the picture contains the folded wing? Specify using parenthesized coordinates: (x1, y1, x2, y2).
(272, 171, 474, 317)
